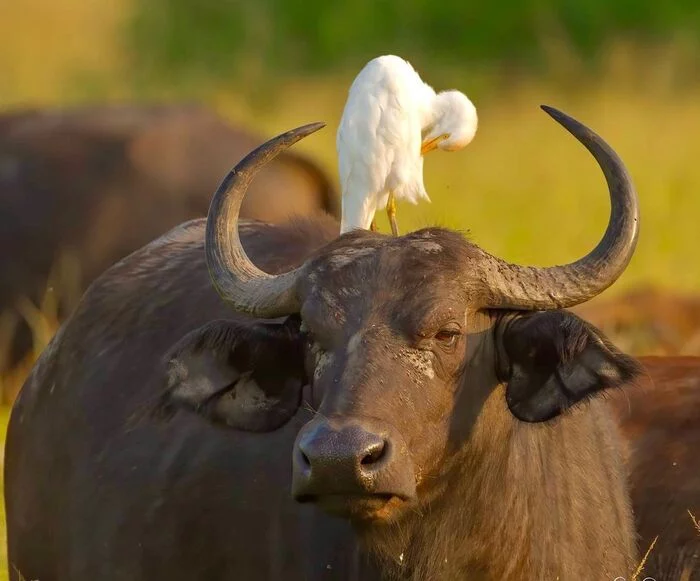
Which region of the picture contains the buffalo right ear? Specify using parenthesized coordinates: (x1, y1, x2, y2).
(152, 316, 307, 432)
(497, 310, 642, 423)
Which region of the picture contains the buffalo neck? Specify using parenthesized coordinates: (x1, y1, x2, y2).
(356, 386, 637, 581)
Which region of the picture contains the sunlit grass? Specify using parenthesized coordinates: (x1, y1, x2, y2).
(631, 535, 658, 581)
(2, 0, 700, 294)
(690, 510, 700, 535)
(0, 0, 129, 106)
(210, 69, 700, 296)
(0, 251, 81, 406)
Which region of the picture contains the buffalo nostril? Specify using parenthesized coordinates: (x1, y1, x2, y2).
(299, 450, 311, 468)
(360, 439, 387, 466)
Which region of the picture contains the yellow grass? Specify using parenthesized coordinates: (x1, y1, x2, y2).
(2, 0, 700, 295)
(0, 0, 130, 106)
(0, 408, 10, 581)
(631, 534, 658, 581)
(690, 510, 700, 535)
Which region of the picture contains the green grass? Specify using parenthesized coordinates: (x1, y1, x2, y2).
(128, 0, 700, 86)
(211, 69, 700, 295)
(2, 0, 700, 297)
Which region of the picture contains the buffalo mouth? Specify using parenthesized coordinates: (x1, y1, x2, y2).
(295, 492, 409, 521)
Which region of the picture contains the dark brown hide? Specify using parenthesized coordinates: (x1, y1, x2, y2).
(572, 286, 700, 356)
(2, 219, 637, 580)
(609, 356, 700, 581)
(5, 217, 378, 581)
(5, 217, 699, 581)
(6, 111, 697, 581)
(0, 103, 339, 380)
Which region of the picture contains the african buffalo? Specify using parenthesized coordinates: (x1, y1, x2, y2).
(609, 356, 700, 581)
(0, 103, 339, 383)
(5, 107, 696, 580)
(572, 287, 700, 356)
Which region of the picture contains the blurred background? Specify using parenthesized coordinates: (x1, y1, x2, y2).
(1, 0, 700, 574)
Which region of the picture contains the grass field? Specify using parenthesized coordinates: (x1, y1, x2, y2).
(3, 0, 700, 296)
(223, 70, 700, 295)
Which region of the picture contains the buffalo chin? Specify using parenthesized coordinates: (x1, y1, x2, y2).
(297, 493, 408, 522)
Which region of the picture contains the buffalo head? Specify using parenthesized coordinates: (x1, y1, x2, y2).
(156, 107, 642, 527)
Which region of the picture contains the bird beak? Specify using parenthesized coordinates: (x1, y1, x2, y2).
(420, 134, 447, 155)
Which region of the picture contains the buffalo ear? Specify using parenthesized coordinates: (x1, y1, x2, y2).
(153, 315, 306, 432)
(498, 310, 642, 423)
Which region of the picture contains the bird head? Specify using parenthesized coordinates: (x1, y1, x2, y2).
(421, 90, 478, 154)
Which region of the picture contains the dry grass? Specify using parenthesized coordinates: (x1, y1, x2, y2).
(0, 299, 59, 407)
(11, 564, 36, 581)
(631, 535, 658, 581)
(0, 407, 10, 581)
(0, 252, 82, 405)
(690, 510, 700, 535)
(1, 0, 700, 295)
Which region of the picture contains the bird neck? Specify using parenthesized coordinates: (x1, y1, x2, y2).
(418, 84, 439, 131)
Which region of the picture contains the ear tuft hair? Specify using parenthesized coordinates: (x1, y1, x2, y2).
(137, 316, 306, 432)
(499, 310, 643, 423)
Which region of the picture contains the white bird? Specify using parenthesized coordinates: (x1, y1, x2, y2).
(337, 54, 478, 236)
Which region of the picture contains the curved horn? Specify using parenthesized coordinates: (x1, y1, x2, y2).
(478, 105, 639, 310)
(205, 122, 326, 317)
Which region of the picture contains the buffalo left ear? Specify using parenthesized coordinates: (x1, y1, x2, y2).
(498, 310, 642, 423)
(152, 315, 307, 432)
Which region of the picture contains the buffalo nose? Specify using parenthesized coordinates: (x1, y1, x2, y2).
(292, 417, 416, 501)
(298, 425, 387, 474)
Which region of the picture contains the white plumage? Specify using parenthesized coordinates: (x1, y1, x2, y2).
(337, 55, 478, 236)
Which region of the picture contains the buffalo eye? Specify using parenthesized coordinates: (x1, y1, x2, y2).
(434, 327, 461, 350)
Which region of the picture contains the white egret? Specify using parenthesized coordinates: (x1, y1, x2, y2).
(337, 54, 478, 236)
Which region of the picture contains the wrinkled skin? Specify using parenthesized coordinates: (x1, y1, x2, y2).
(163, 225, 646, 581)
(0, 104, 339, 381)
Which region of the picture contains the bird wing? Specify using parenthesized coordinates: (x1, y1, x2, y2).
(337, 85, 383, 231)
(337, 56, 431, 231)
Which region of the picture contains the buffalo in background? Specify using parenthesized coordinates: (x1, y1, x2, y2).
(0, 103, 340, 389)
(572, 286, 700, 356)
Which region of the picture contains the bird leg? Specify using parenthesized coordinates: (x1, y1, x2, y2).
(370, 219, 378, 232)
(386, 192, 399, 236)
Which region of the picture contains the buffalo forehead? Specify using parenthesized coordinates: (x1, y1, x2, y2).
(325, 246, 378, 270)
(311, 237, 464, 288)
(300, 229, 477, 330)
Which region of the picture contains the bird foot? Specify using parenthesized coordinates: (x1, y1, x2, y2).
(387, 192, 399, 236)
(389, 216, 399, 237)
